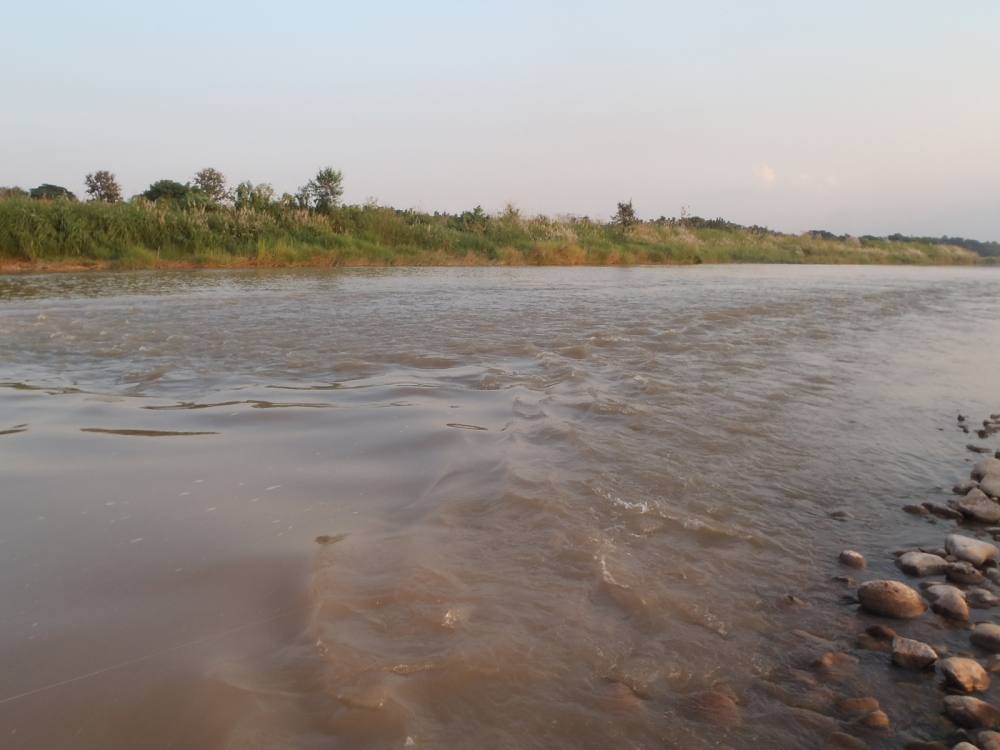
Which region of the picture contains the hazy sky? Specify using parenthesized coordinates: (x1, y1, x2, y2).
(3, 1, 998, 239)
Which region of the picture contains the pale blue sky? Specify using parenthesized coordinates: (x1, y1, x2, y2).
(3, 1, 998, 239)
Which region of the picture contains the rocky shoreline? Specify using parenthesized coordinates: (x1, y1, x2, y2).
(829, 416, 1000, 749)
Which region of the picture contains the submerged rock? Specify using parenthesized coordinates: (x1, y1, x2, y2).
(859, 709, 890, 729)
(944, 695, 1000, 729)
(971, 624, 1000, 652)
(940, 657, 991, 693)
(947, 535, 1000, 567)
(893, 636, 939, 669)
(927, 584, 970, 622)
(898, 551, 950, 576)
(926, 503, 965, 521)
(681, 690, 741, 726)
(839, 550, 866, 569)
(814, 651, 859, 682)
(956, 479, 981, 494)
(858, 580, 927, 618)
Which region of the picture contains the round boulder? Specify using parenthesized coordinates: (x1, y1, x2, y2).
(971, 624, 1000, 653)
(944, 695, 1000, 729)
(946, 534, 1000, 567)
(858, 580, 927, 619)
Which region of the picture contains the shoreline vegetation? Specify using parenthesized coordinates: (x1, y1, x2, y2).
(2, 168, 996, 273)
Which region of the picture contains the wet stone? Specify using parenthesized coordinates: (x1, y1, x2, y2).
(971, 624, 1000, 653)
(956, 479, 982, 494)
(954, 489, 1000, 524)
(927, 584, 970, 622)
(940, 657, 991, 694)
(867, 624, 897, 640)
(948, 562, 987, 585)
(967, 588, 1000, 609)
(893, 636, 939, 670)
(859, 709, 890, 729)
(905, 504, 931, 515)
(837, 696, 880, 715)
(978, 730, 1000, 750)
(947, 535, 1000, 568)
(982, 475, 1000, 499)
(945, 695, 1000, 729)
(839, 550, 866, 569)
(899, 551, 951, 576)
(926, 503, 965, 521)
(858, 580, 928, 619)
(972, 458, 1000, 481)
(814, 651, 859, 681)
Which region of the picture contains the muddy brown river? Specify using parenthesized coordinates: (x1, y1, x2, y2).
(1, 266, 999, 749)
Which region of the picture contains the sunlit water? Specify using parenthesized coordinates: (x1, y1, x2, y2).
(1, 266, 999, 749)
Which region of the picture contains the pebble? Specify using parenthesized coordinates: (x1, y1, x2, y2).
(944, 695, 1000, 729)
(927, 584, 971, 622)
(839, 550, 866, 569)
(893, 636, 939, 669)
(948, 562, 987, 585)
(971, 624, 1000, 653)
(858, 580, 928, 619)
(940, 657, 991, 693)
(899, 551, 951, 576)
(947, 534, 1000, 567)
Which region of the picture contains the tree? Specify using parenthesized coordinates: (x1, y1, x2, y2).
(192, 167, 228, 204)
(142, 179, 195, 203)
(611, 200, 637, 230)
(298, 167, 344, 212)
(30, 184, 77, 201)
(84, 170, 123, 203)
(233, 181, 274, 211)
(0, 186, 28, 199)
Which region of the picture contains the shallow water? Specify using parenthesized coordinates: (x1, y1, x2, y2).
(1, 266, 999, 748)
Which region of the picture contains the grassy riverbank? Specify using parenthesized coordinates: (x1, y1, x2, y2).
(0, 197, 981, 272)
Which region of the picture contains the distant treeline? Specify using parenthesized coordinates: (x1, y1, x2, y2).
(0, 168, 990, 269)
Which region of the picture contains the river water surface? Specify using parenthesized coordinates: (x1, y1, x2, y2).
(2, 266, 1000, 749)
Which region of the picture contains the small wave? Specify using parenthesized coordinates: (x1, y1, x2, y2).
(80, 428, 219, 437)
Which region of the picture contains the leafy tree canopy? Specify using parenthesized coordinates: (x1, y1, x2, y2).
(30, 183, 77, 201)
(85, 170, 123, 203)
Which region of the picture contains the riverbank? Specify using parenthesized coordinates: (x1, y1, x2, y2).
(0, 197, 983, 272)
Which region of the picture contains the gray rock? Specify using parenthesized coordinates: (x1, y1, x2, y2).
(898, 551, 951, 576)
(957, 479, 982, 493)
(947, 534, 1000, 567)
(940, 657, 991, 693)
(948, 561, 987, 585)
(839, 550, 866, 569)
(955, 489, 1000, 523)
(973, 458, 1000, 481)
(971, 624, 1000, 652)
(968, 588, 1000, 609)
(944, 695, 1000, 729)
(927, 584, 970, 621)
(858, 580, 928, 619)
(892, 636, 939, 669)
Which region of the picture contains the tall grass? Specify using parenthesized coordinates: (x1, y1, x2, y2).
(0, 197, 980, 269)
